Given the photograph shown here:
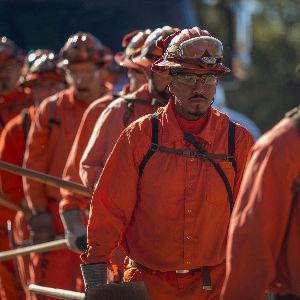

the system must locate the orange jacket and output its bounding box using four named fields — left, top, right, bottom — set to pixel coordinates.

left=0, top=106, right=35, bottom=206
left=23, top=88, right=94, bottom=213
left=0, top=89, right=32, bottom=135
left=59, top=95, right=114, bottom=212
left=81, top=101, right=254, bottom=271
left=221, top=114, right=300, bottom=300
left=80, top=83, right=161, bottom=192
